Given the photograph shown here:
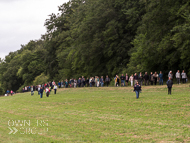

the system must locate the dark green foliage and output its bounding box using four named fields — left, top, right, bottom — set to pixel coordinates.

left=127, top=0, right=190, bottom=76
left=0, top=0, right=189, bottom=93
